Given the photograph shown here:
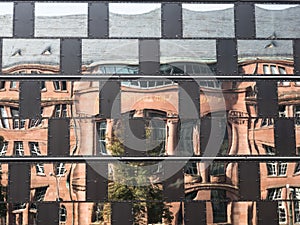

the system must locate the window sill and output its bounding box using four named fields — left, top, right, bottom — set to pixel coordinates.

left=54, top=90, right=68, bottom=93
left=37, top=173, right=46, bottom=177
